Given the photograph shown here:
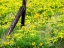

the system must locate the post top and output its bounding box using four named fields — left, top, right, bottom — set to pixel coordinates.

left=23, top=0, right=26, bottom=5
